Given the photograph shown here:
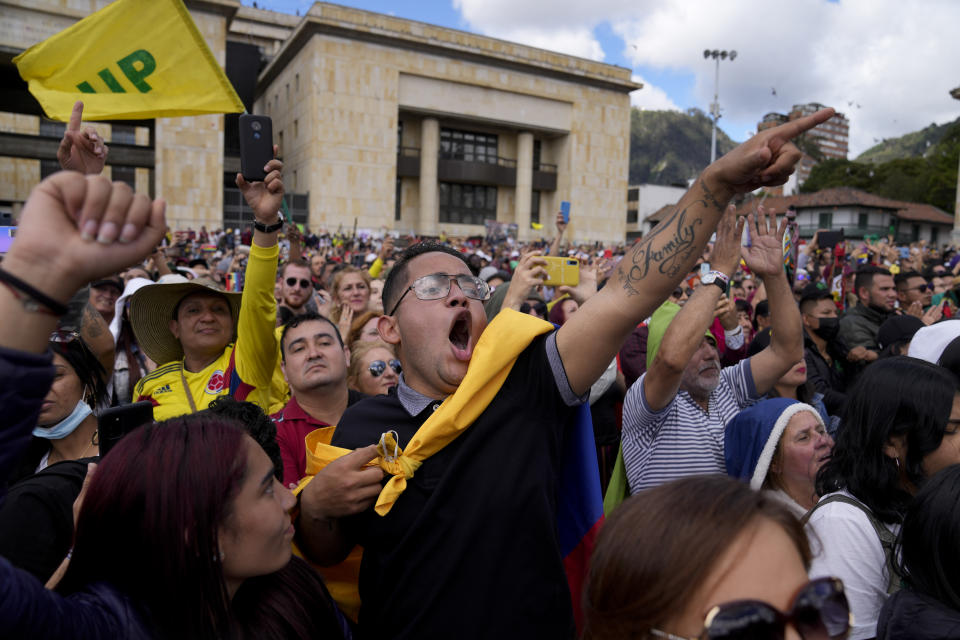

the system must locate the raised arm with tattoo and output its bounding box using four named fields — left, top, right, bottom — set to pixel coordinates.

left=643, top=205, right=743, bottom=411
left=556, top=107, right=834, bottom=395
